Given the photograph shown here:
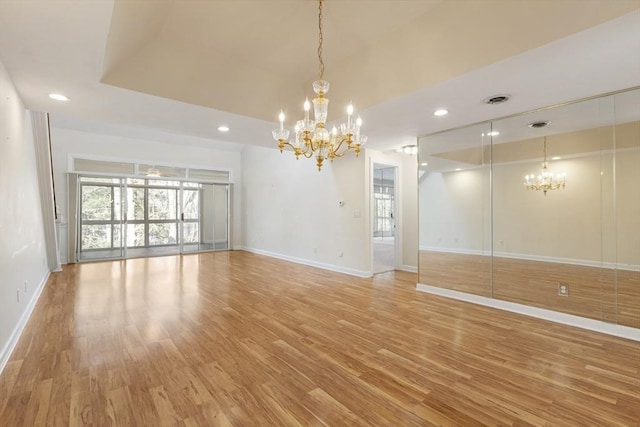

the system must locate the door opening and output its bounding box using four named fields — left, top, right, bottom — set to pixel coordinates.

left=372, top=164, right=397, bottom=274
